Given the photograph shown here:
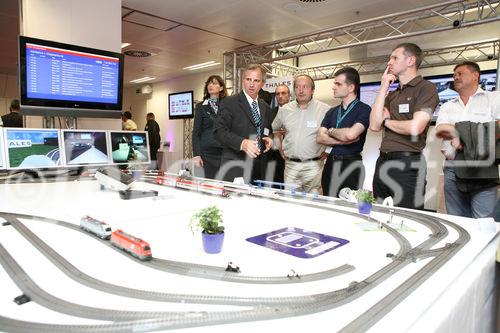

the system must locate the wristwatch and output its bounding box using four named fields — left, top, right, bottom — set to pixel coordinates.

left=382, top=118, right=390, bottom=128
